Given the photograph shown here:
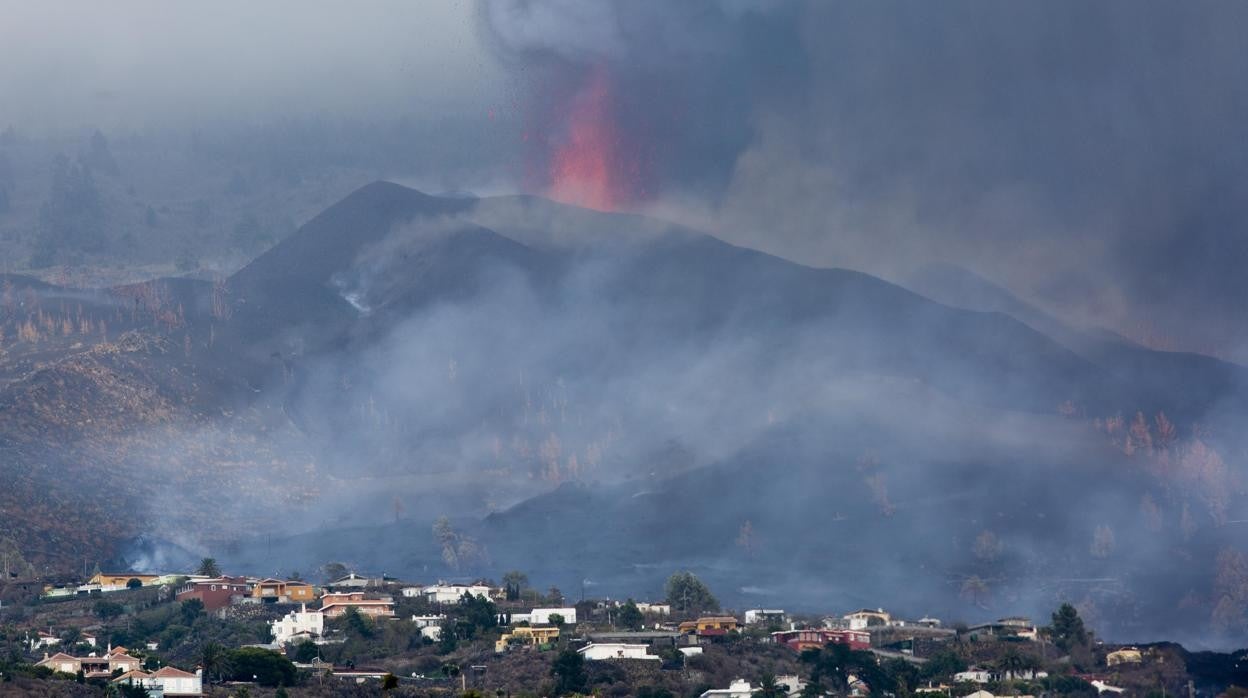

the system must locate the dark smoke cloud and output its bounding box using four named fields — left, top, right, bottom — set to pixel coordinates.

left=480, top=0, right=1248, bottom=361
